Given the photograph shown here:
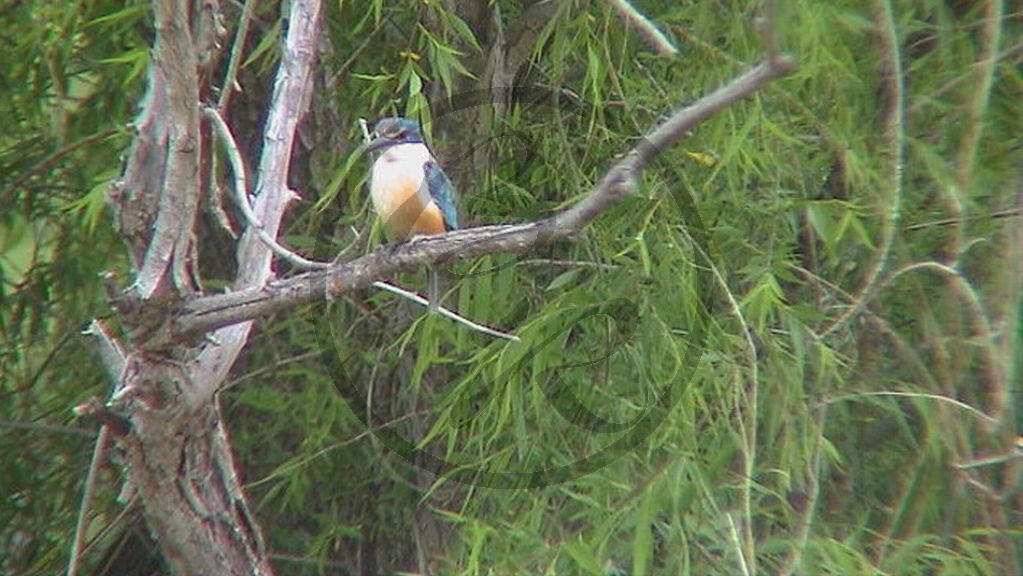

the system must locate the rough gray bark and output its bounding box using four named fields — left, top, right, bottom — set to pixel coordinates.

left=97, top=0, right=323, bottom=574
